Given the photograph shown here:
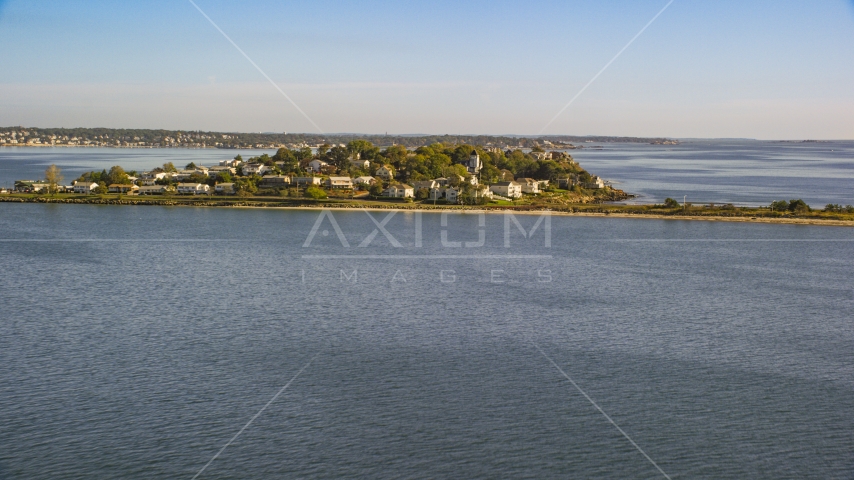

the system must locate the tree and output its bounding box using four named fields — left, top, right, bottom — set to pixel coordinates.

left=770, top=200, right=788, bottom=212
left=316, top=144, right=331, bottom=156
left=106, top=166, right=130, bottom=185
left=787, top=199, right=810, bottom=214
left=304, top=186, right=327, bottom=199
left=273, top=148, right=298, bottom=172
left=369, top=179, right=385, bottom=198
left=163, top=162, right=177, bottom=172
left=233, top=177, right=257, bottom=197
left=415, top=188, right=429, bottom=200
left=383, top=145, right=408, bottom=168
left=664, top=198, right=680, bottom=208
left=234, top=154, right=243, bottom=162
left=347, top=139, right=380, bottom=160
left=44, top=164, right=64, bottom=194
left=185, top=162, right=197, bottom=170
left=327, top=146, right=350, bottom=170
left=95, top=182, right=108, bottom=195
